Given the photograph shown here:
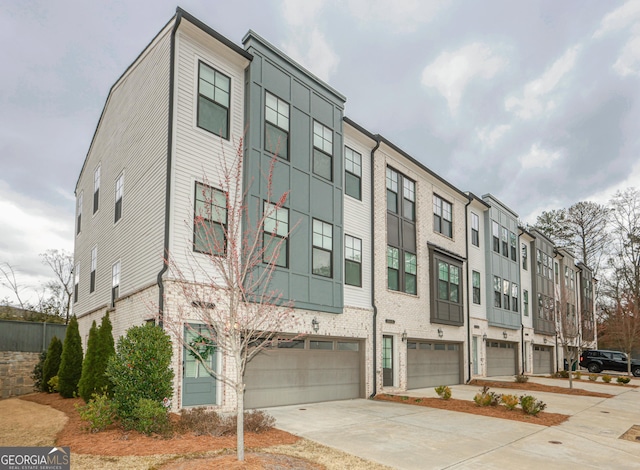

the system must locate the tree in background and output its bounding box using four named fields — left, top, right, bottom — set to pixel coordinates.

left=598, top=291, right=640, bottom=376
left=42, top=336, right=63, bottom=392
left=57, top=315, right=83, bottom=398
left=163, top=138, right=297, bottom=462
left=40, top=249, right=74, bottom=324
left=78, top=321, right=99, bottom=401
